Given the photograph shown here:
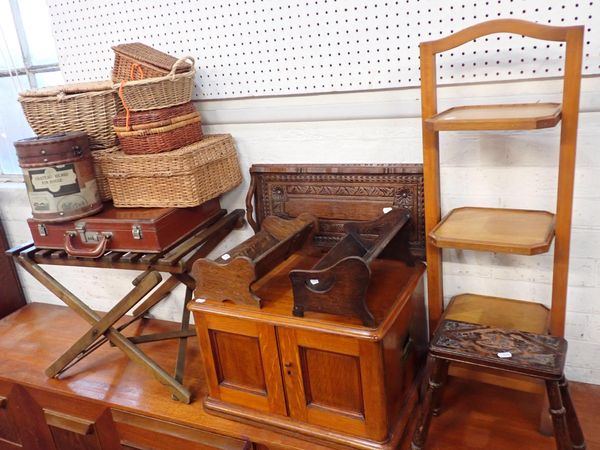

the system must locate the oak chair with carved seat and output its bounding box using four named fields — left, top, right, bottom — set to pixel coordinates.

left=411, top=320, right=586, bottom=450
